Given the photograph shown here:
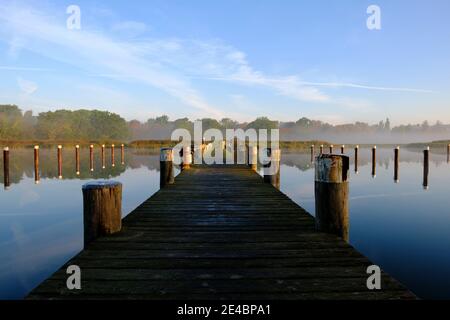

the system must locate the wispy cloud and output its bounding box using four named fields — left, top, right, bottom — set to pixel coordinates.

left=297, top=81, right=434, bottom=93
left=0, top=3, right=223, bottom=118
left=17, top=77, right=38, bottom=95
